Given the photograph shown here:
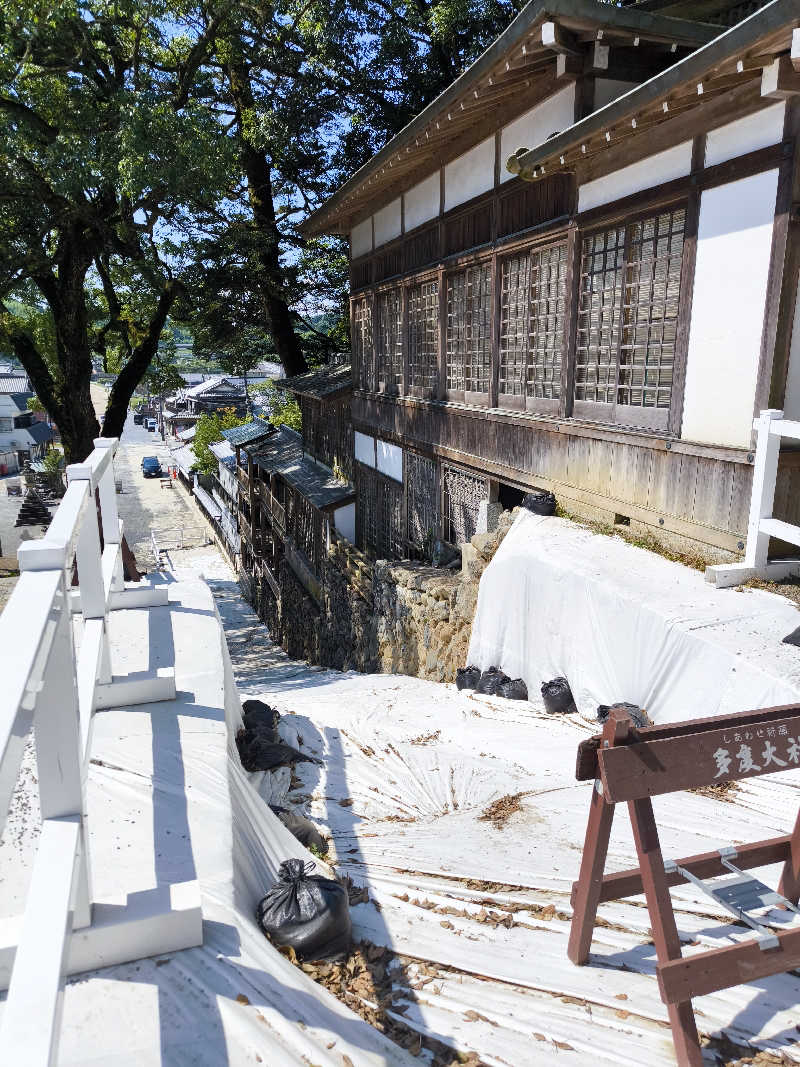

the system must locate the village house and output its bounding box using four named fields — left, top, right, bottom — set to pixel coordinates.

left=0, top=394, right=53, bottom=474
left=232, top=367, right=356, bottom=653
left=303, top=0, right=800, bottom=564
